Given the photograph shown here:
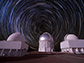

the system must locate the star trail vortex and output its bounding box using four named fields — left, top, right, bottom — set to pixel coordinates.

left=0, top=0, right=84, bottom=50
